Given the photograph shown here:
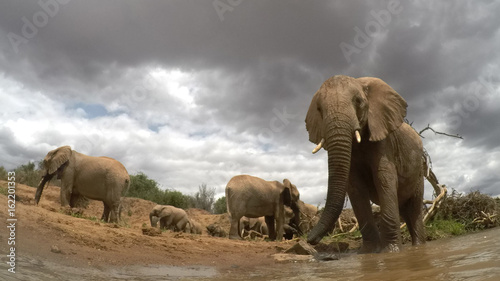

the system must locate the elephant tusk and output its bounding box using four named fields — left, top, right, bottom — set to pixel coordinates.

left=355, top=130, right=361, bottom=143
left=312, top=138, right=325, bottom=154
